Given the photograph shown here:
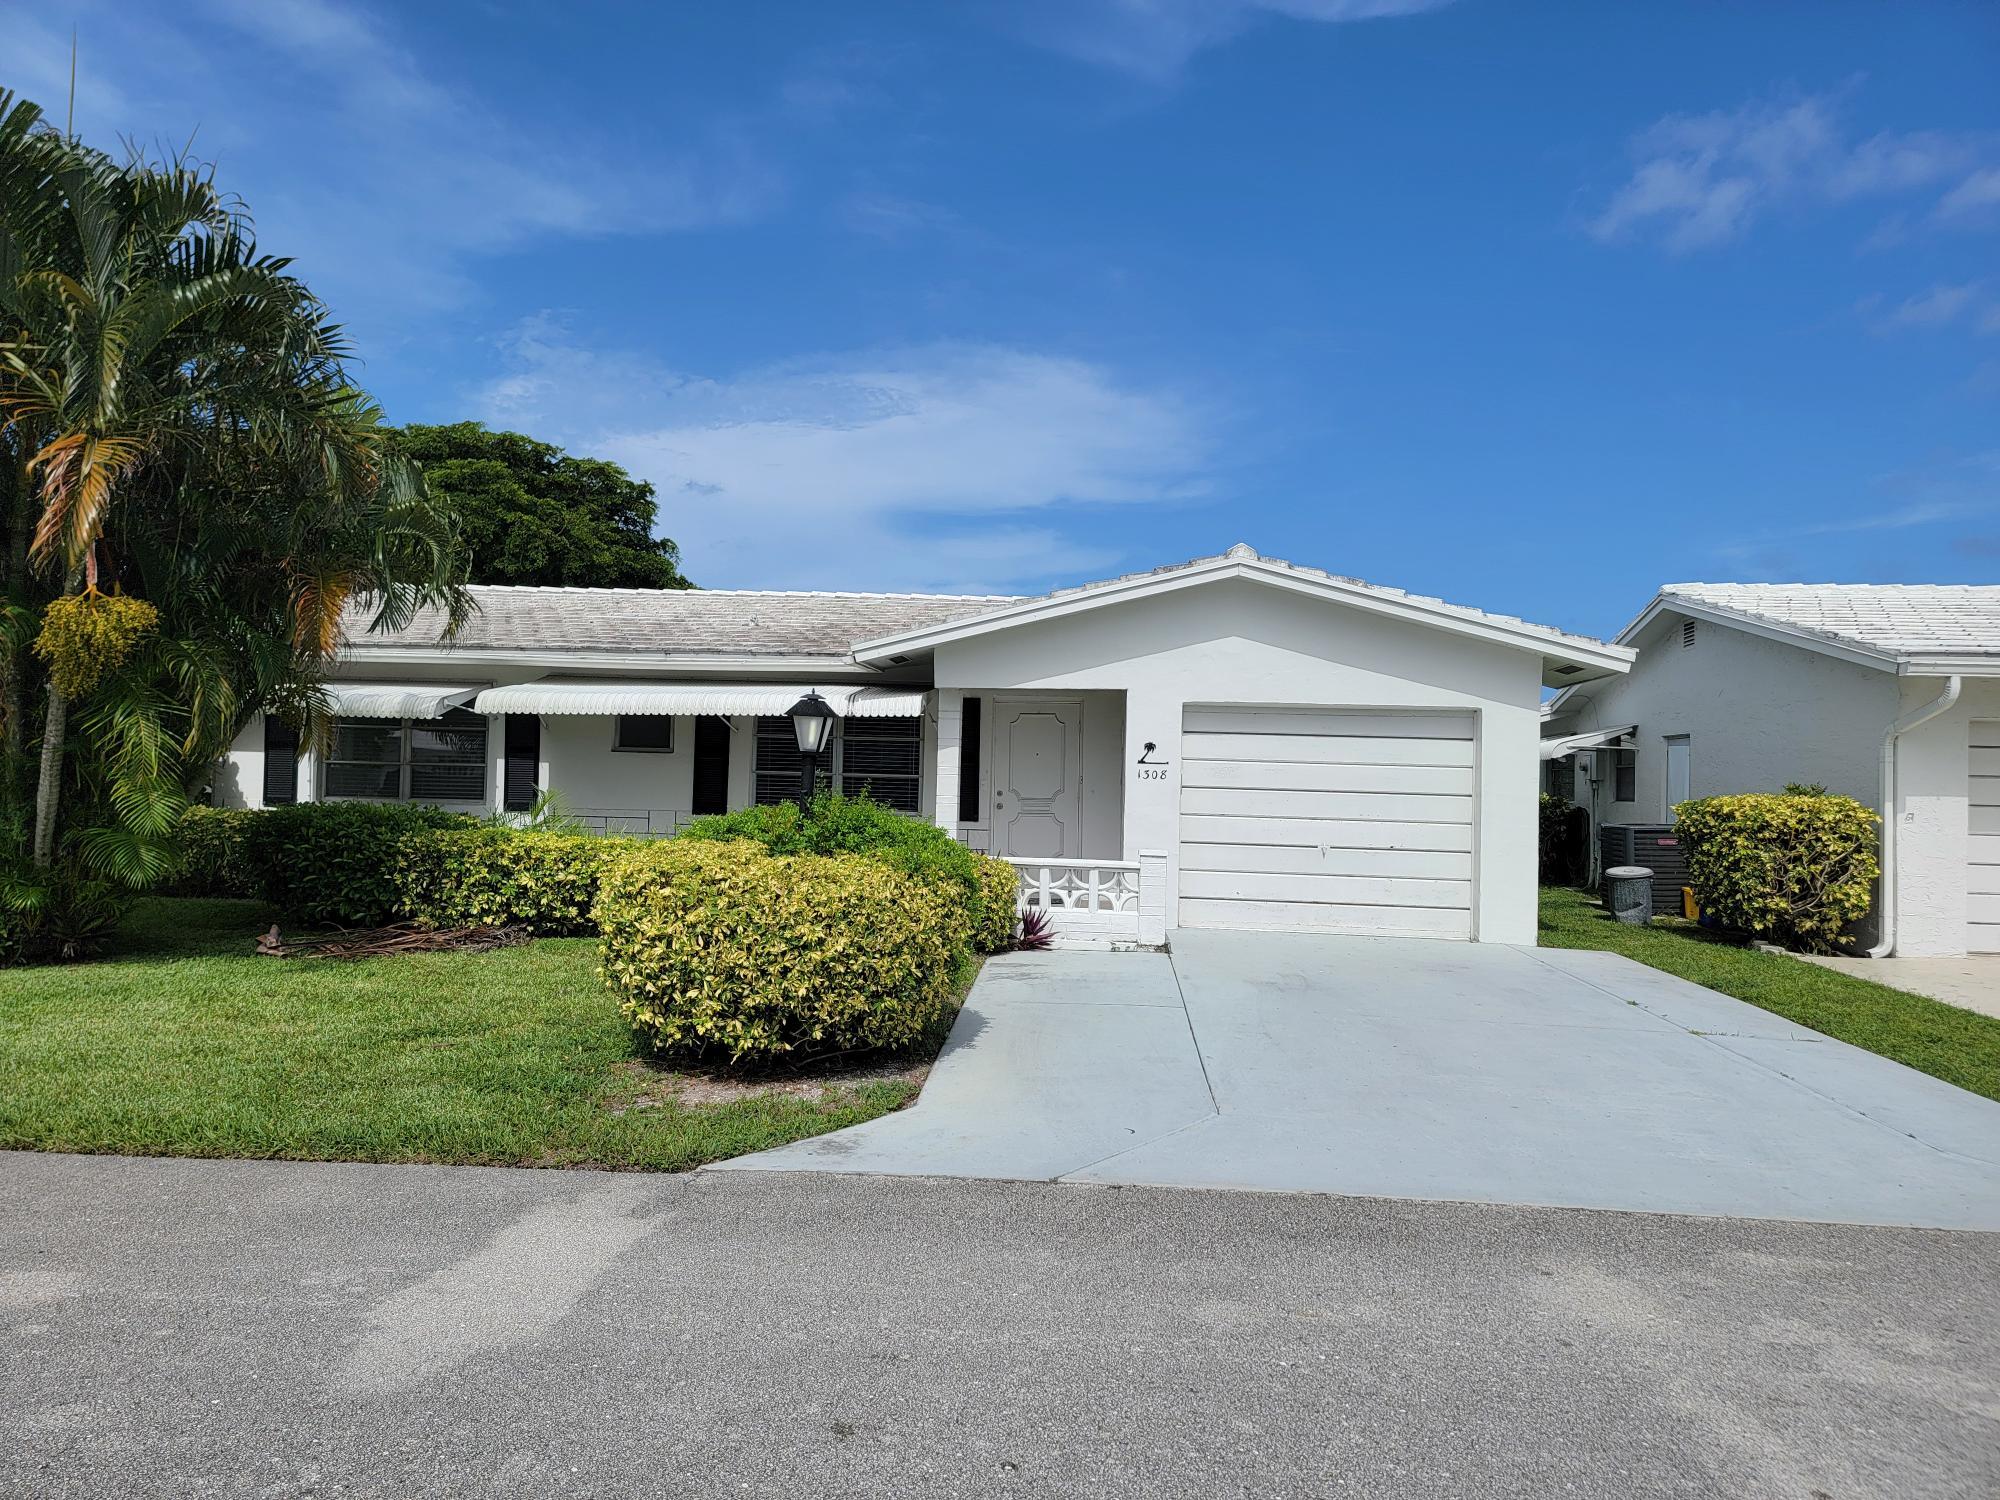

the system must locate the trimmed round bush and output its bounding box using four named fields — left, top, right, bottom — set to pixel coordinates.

left=167, top=806, right=259, bottom=897
left=1675, top=791, right=1879, bottom=953
left=241, top=802, right=473, bottom=926
left=395, top=826, right=639, bottom=936
left=680, top=791, right=1016, bottom=954
left=595, top=839, right=966, bottom=1064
